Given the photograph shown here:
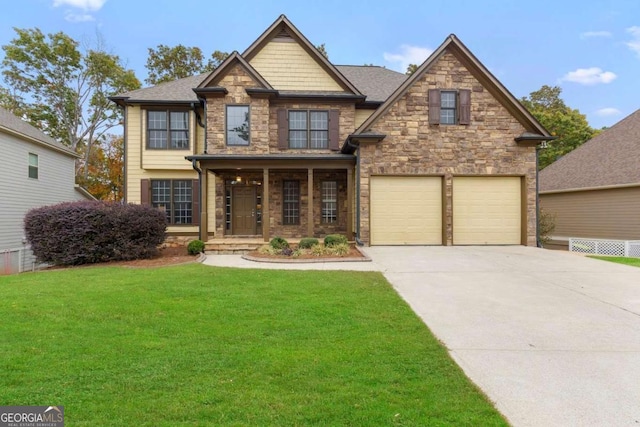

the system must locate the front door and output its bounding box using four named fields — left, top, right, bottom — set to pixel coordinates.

left=232, top=186, right=256, bottom=235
